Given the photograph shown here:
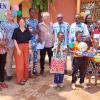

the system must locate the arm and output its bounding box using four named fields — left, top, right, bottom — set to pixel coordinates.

left=14, top=39, right=21, bottom=55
